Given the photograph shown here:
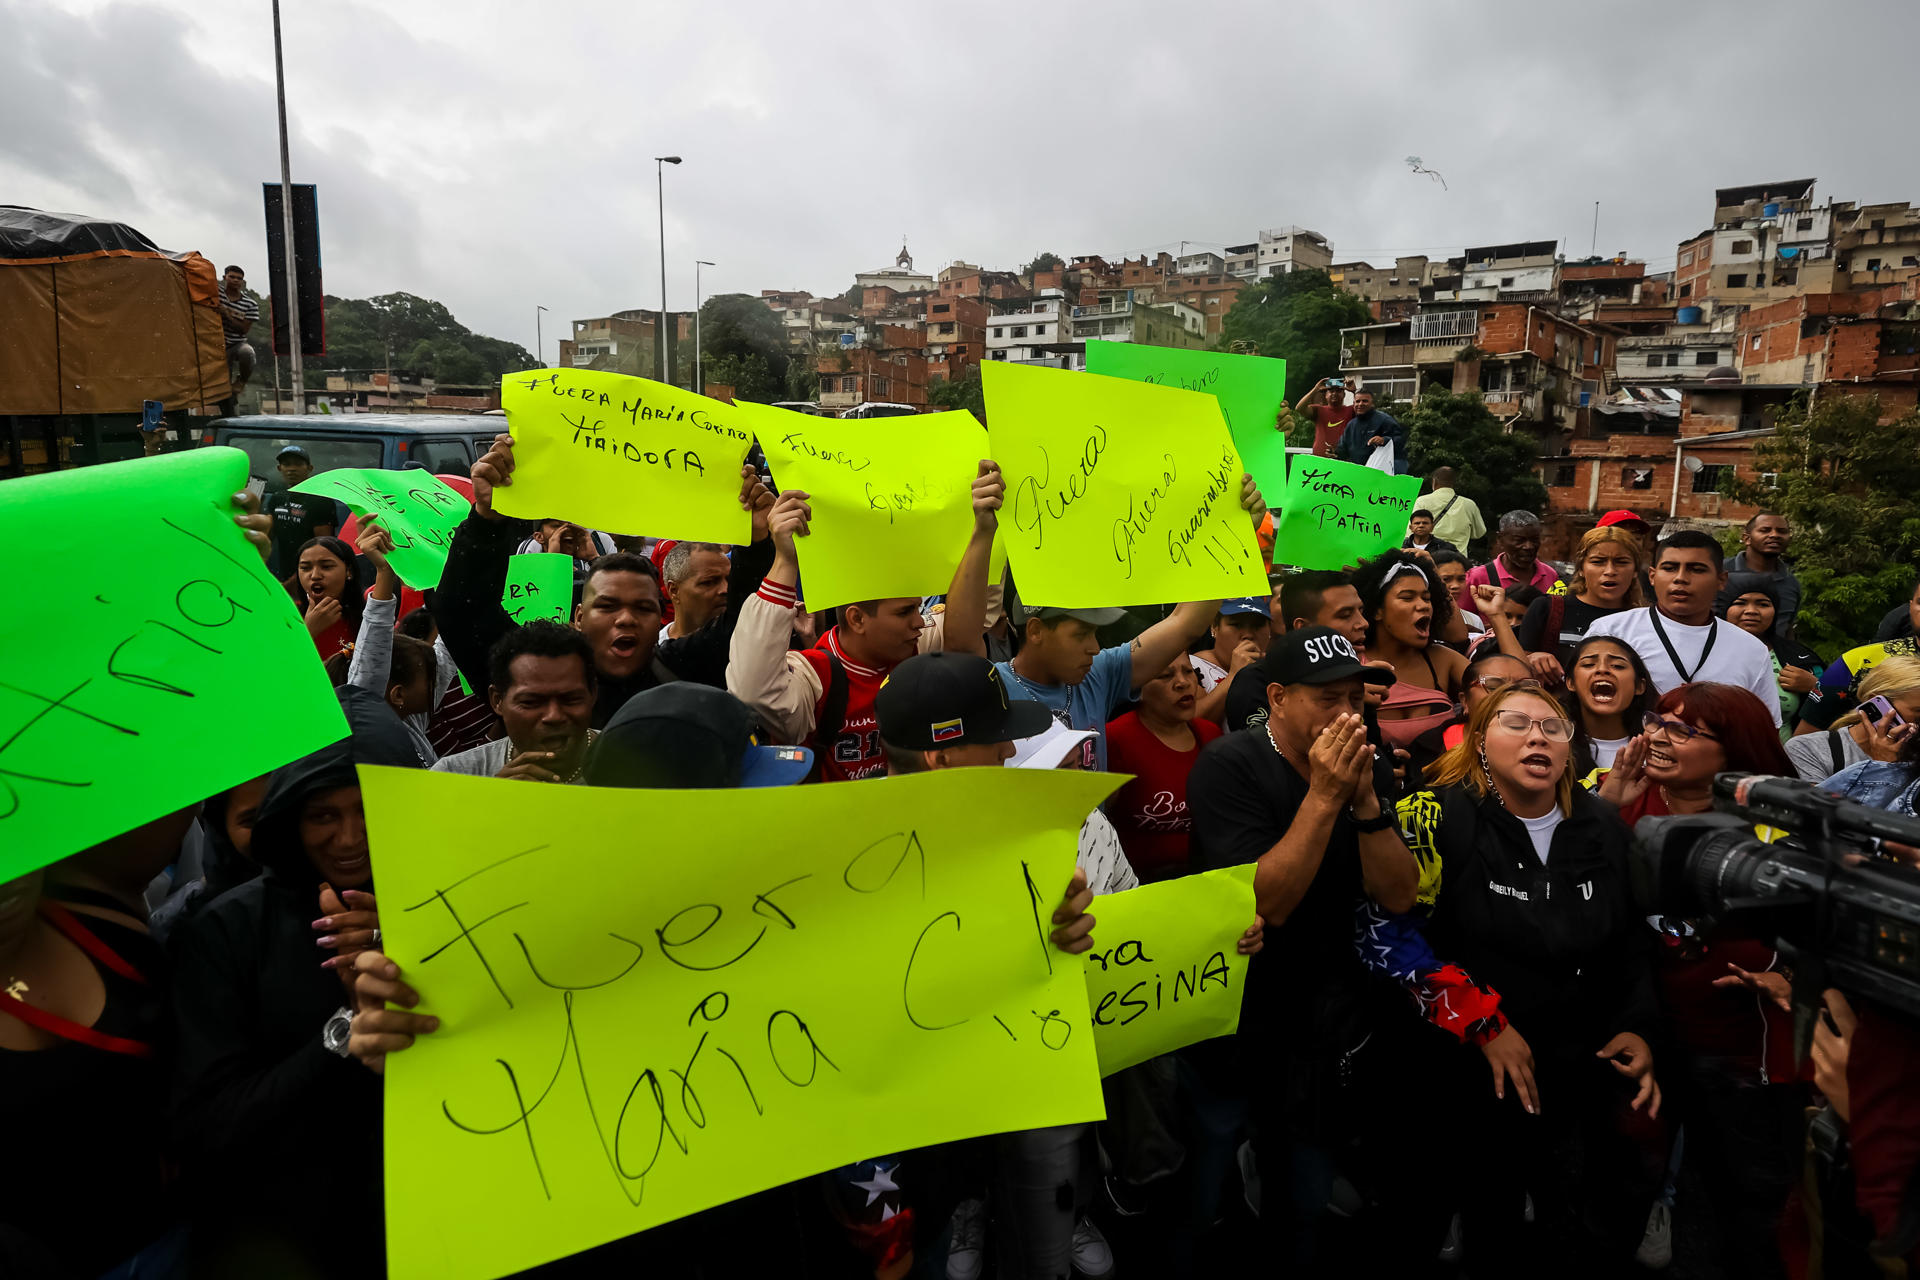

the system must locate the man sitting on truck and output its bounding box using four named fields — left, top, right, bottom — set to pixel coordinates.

left=219, top=265, right=260, bottom=391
